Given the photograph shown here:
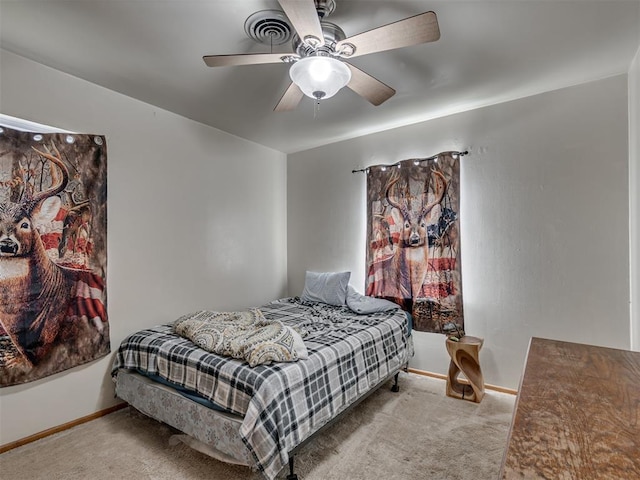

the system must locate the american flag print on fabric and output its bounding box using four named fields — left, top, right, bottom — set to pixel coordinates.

left=0, top=126, right=109, bottom=386
left=365, top=152, right=464, bottom=333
